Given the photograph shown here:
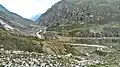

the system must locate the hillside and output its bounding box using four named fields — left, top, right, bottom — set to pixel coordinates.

left=0, top=4, right=34, bottom=25
left=0, top=4, right=39, bottom=36
left=38, top=0, right=120, bottom=25
left=0, top=0, right=120, bottom=66
left=0, top=28, right=43, bottom=52
left=1, top=28, right=120, bottom=67
left=34, top=0, right=120, bottom=66
left=37, top=0, right=120, bottom=37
